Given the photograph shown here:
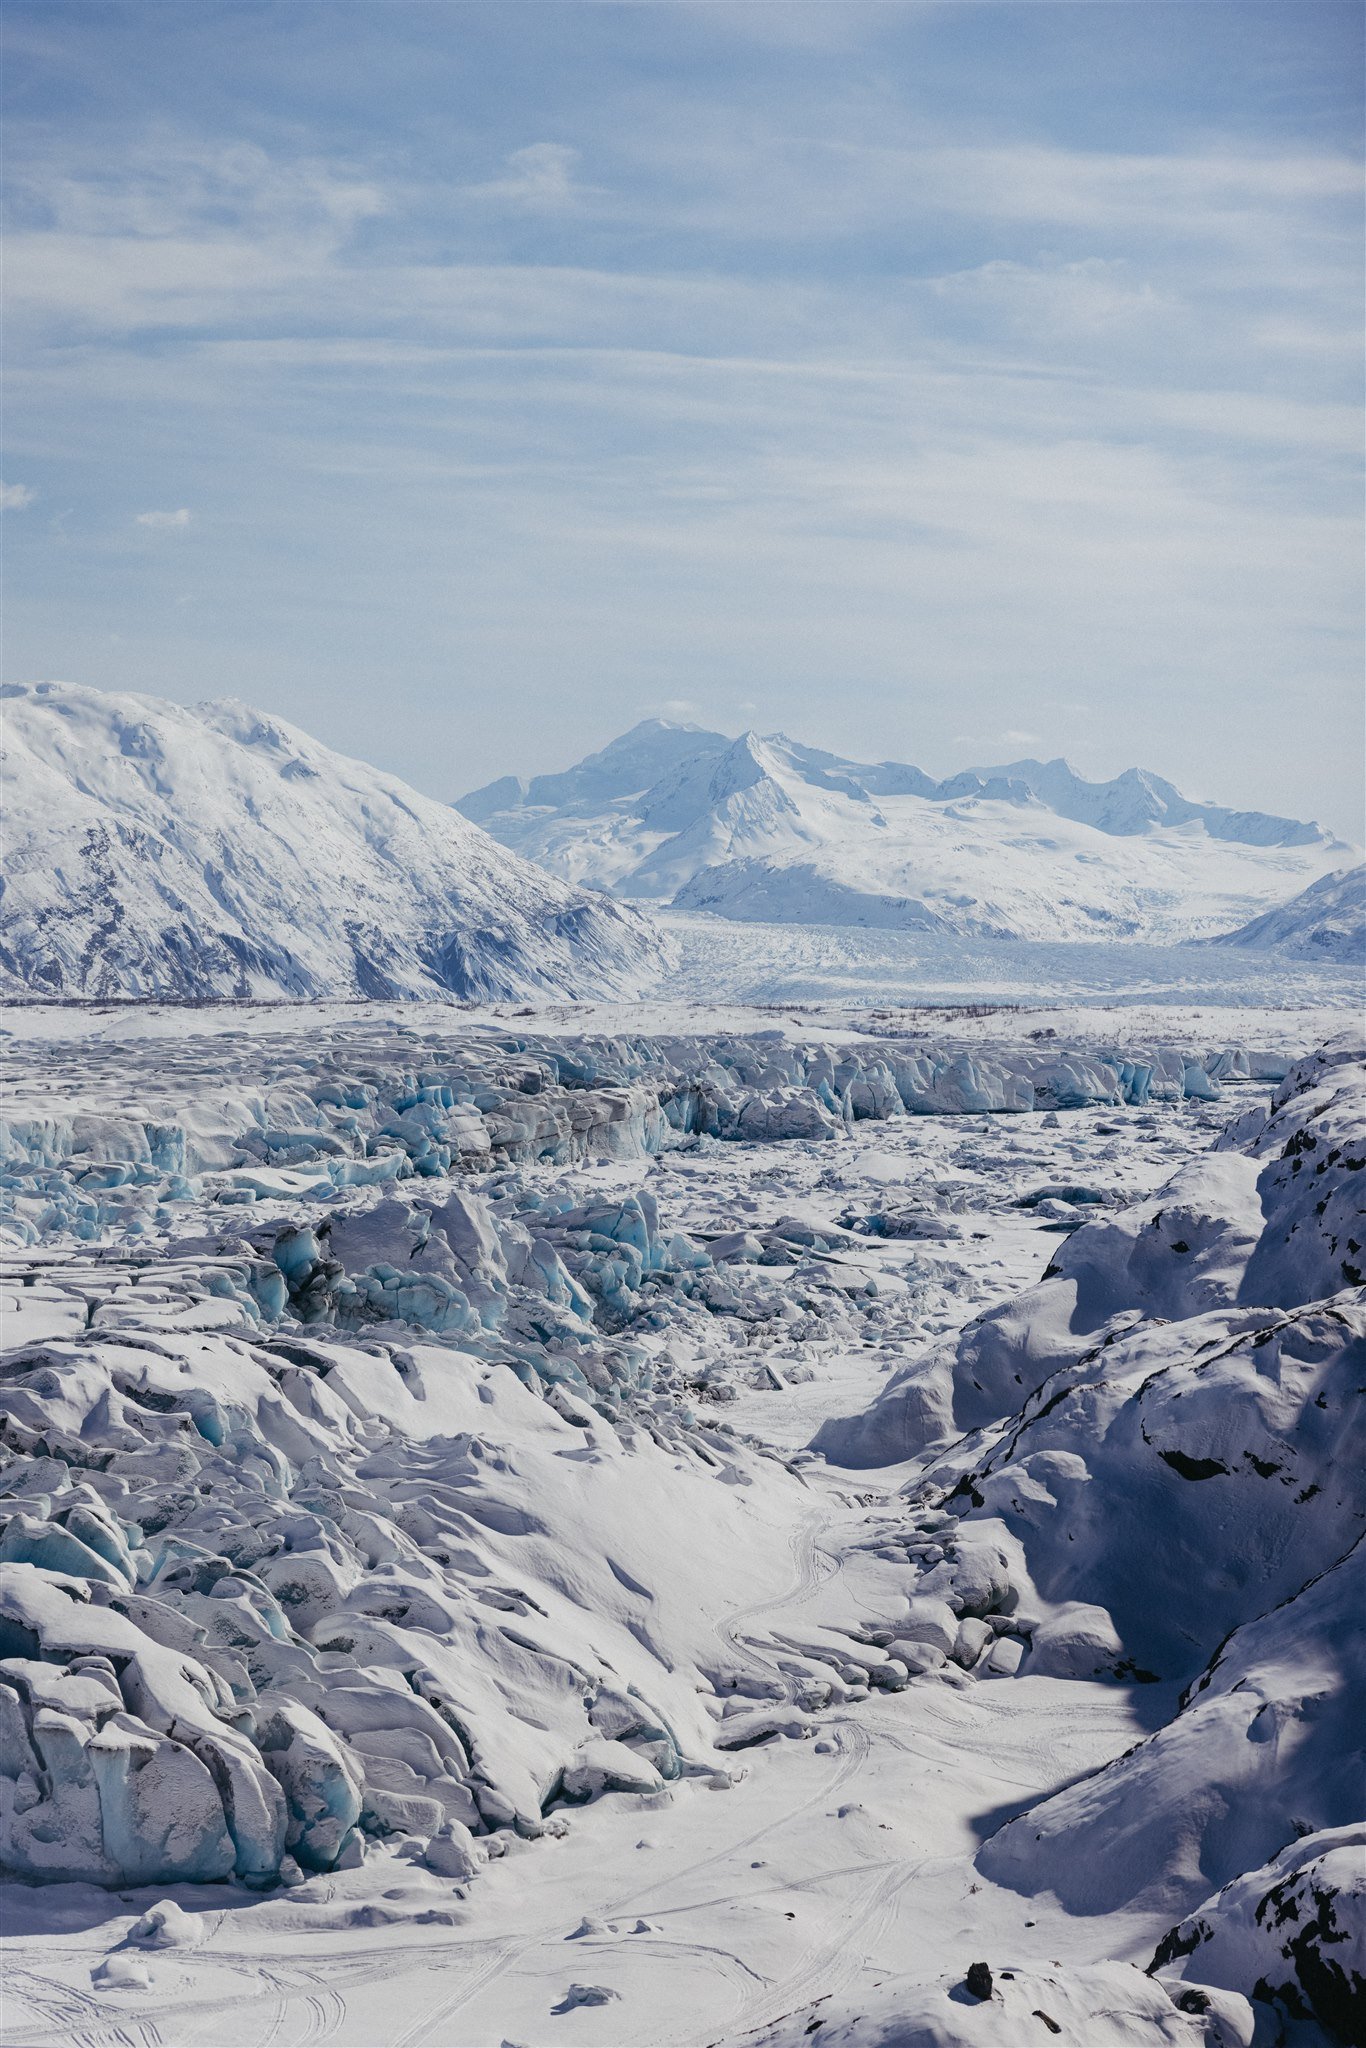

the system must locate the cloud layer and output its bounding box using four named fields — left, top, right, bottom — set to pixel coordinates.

left=2, top=2, right=1361, bottom=833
